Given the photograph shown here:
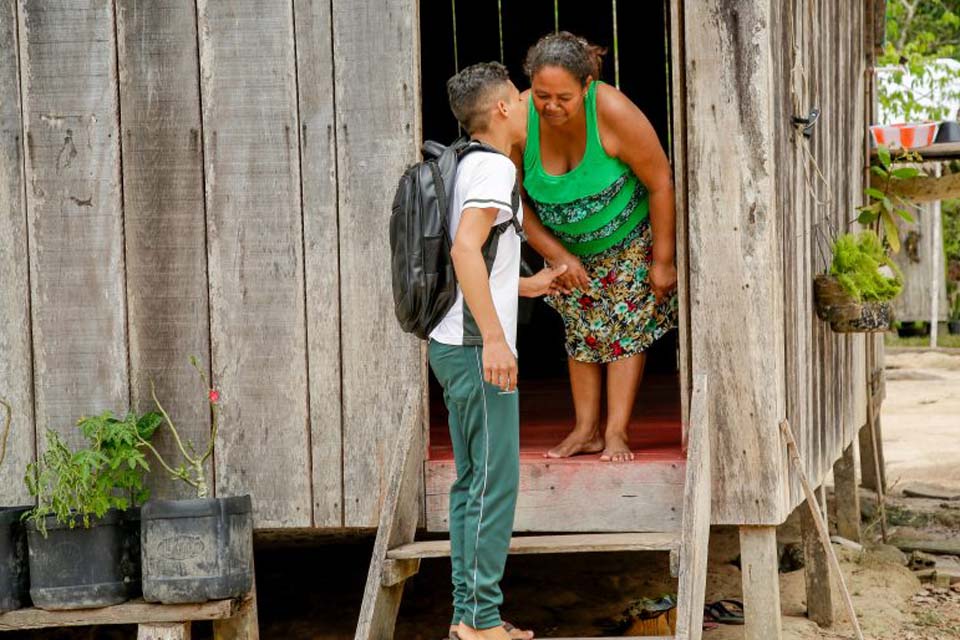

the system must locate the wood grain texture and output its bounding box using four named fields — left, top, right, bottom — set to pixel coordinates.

left=0, top=598, right=239, bottom=630
left=0, top=0, right=34, bottom=505
left=675, top=374, right=710, bottom=640
left=832, top=441, right=860, bottom=542
left=18, top=0, right=128, bottom=452
left=330, top=0, right=423, bottom=528
left=291, top=0, right=342, bottom=529
left=354, top=389, right=423, bottom=640
left=138, top=622, right=191, bottom=640
left=212, top=592, right=259, bottom=640
left=426, top=458, right=684, bottom=533
left=891, top=197, right=949, bottom=322
left=684, top=0, right=787, bottom=524
left=197, top=0, right=310, bottom=527
left=115, top=0, right=211, bottom=501
left=739, top=526, right=783, bottom=640
left=388, top=532, right=679, bottom=560
left=801, top=499, right=835, bottom=627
